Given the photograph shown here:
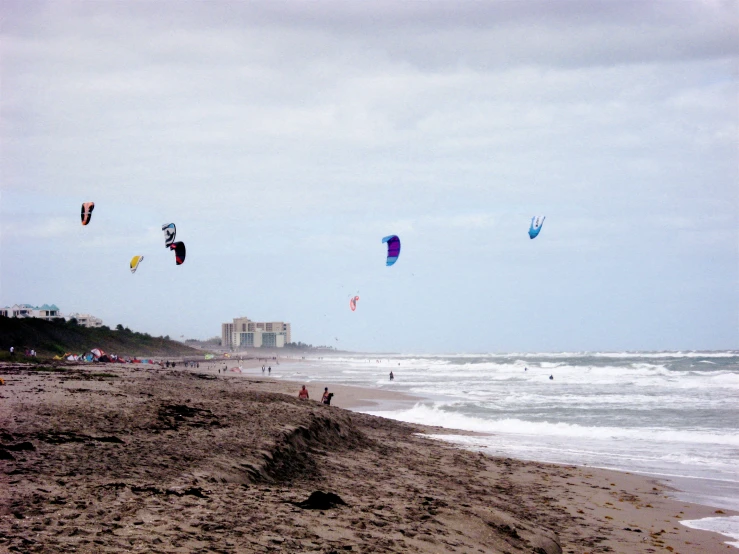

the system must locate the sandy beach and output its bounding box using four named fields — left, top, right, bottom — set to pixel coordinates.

left=1, top=361, right=734, bottom=553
